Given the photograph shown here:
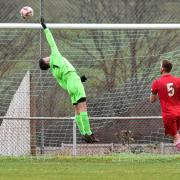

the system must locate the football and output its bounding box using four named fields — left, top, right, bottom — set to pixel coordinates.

left=20, top=6, right=34, bottom=19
